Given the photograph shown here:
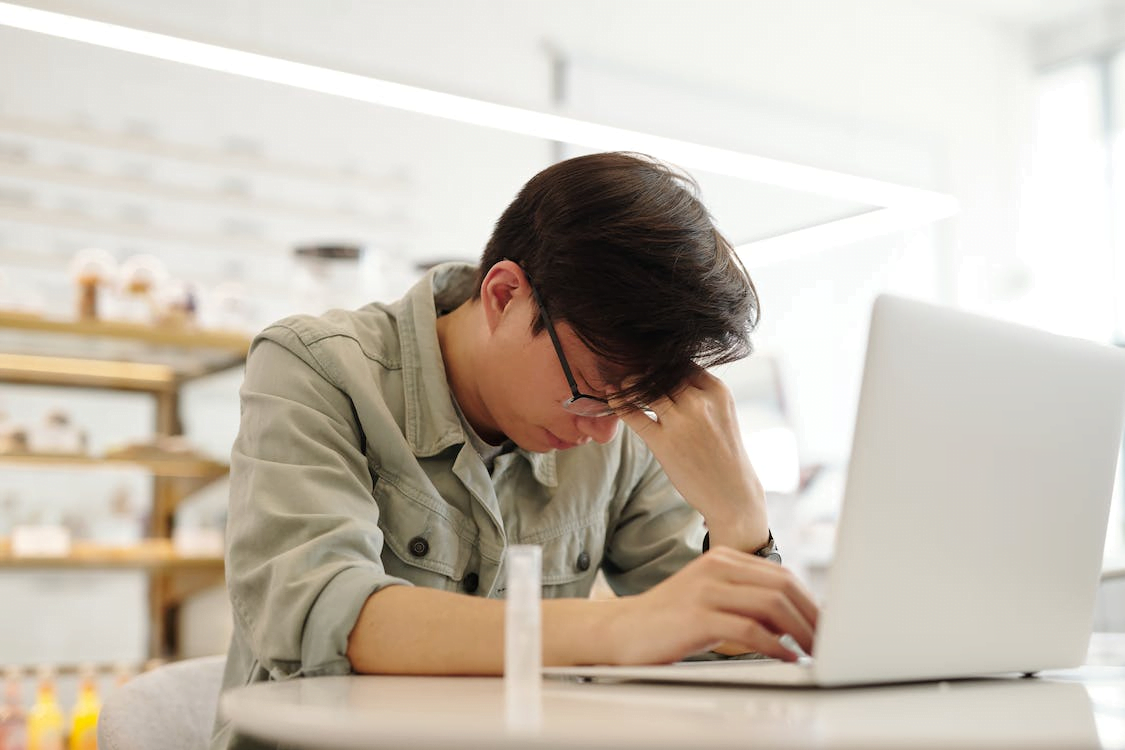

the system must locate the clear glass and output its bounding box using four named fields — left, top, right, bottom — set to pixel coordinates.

left=561, top=395, right=615, bottom=418
left=504, top=545, right=542, bottom=732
